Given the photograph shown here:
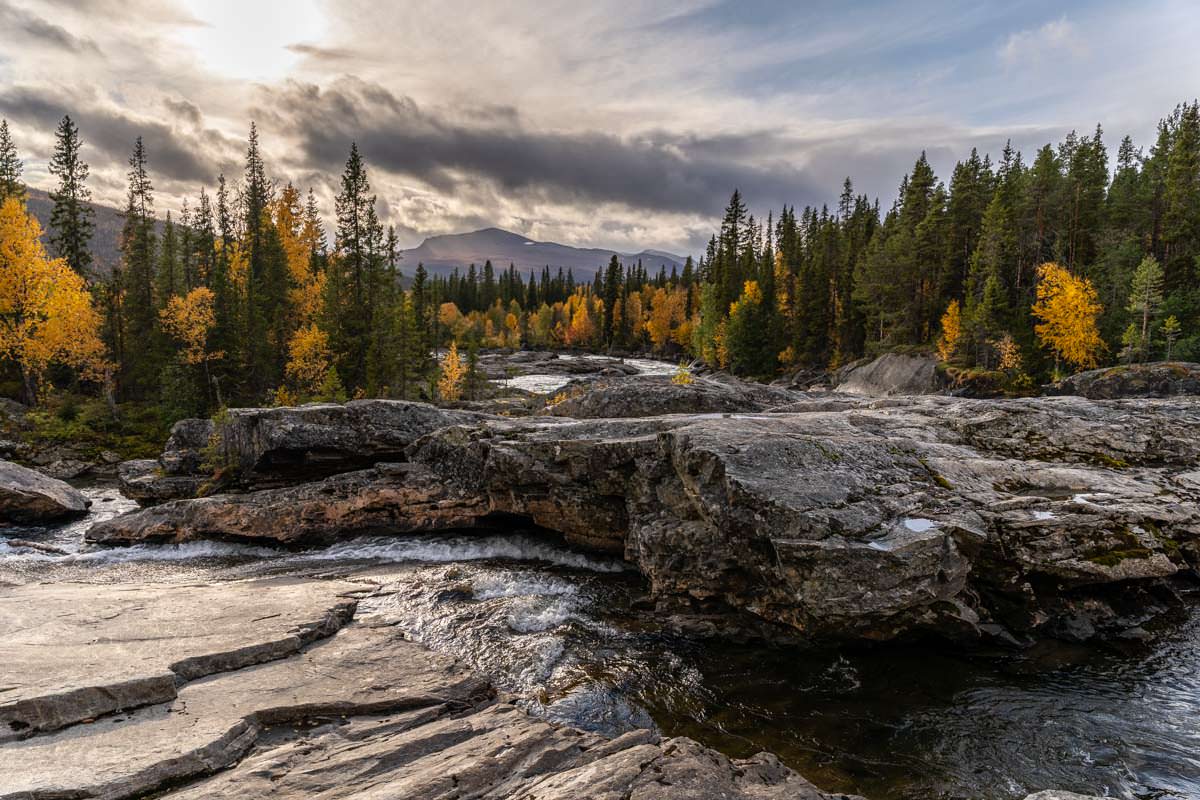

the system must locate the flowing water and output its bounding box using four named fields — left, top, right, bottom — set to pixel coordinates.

left=4, top=488, right=1199, bottom=800
left=494, top=354, right=677, bottom=394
